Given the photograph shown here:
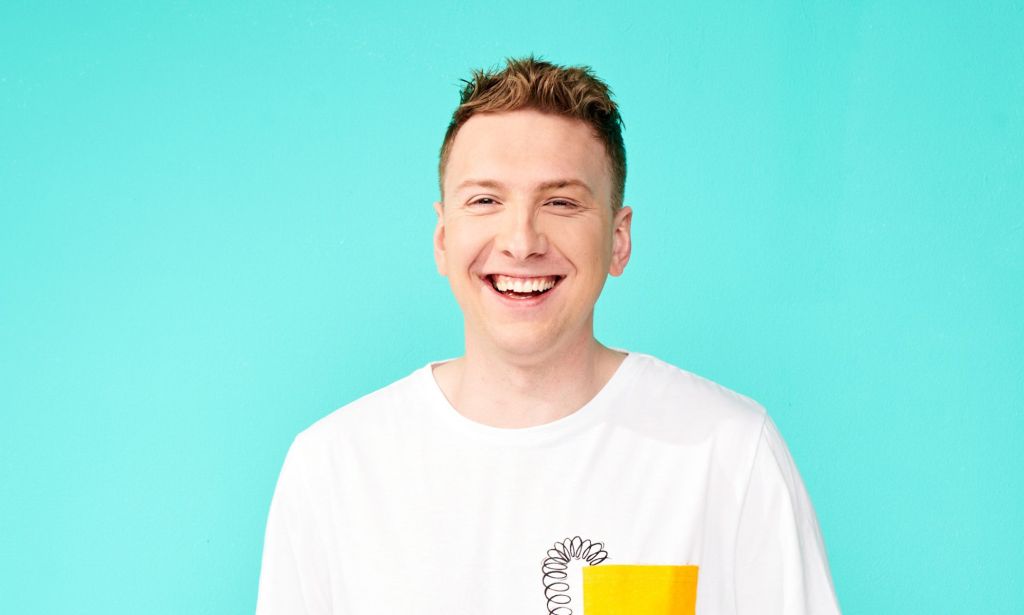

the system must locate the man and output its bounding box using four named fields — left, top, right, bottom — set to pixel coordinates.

left=256, top=56, right=841, bottom=614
